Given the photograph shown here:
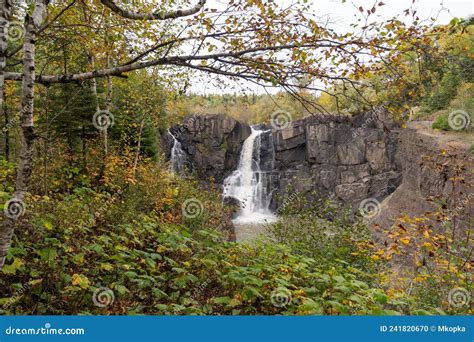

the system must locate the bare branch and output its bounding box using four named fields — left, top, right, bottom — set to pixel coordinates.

left=4, top=42, right=345, bottom=84
left=100, top=0, right=206, bottom=21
